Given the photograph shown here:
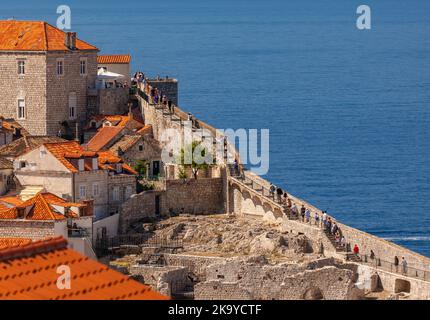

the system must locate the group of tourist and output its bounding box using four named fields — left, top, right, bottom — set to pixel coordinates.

left=133, top=71, right=146, bottom=85
left=394, top=255, right=409, bottom=274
